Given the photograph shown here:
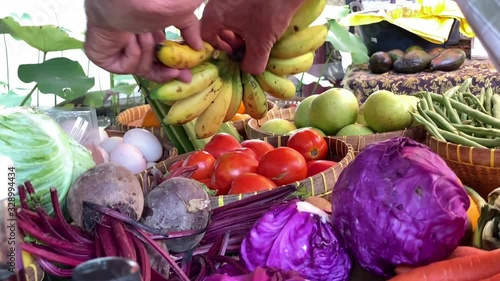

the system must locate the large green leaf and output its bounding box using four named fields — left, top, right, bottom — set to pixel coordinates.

left=0, top=90, right=31, bottom=107
left=327, top=19, right=369, bottom=64
left=0, top=16, right=83, bottom=52
left=18, top=57, right=95, bottom=101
